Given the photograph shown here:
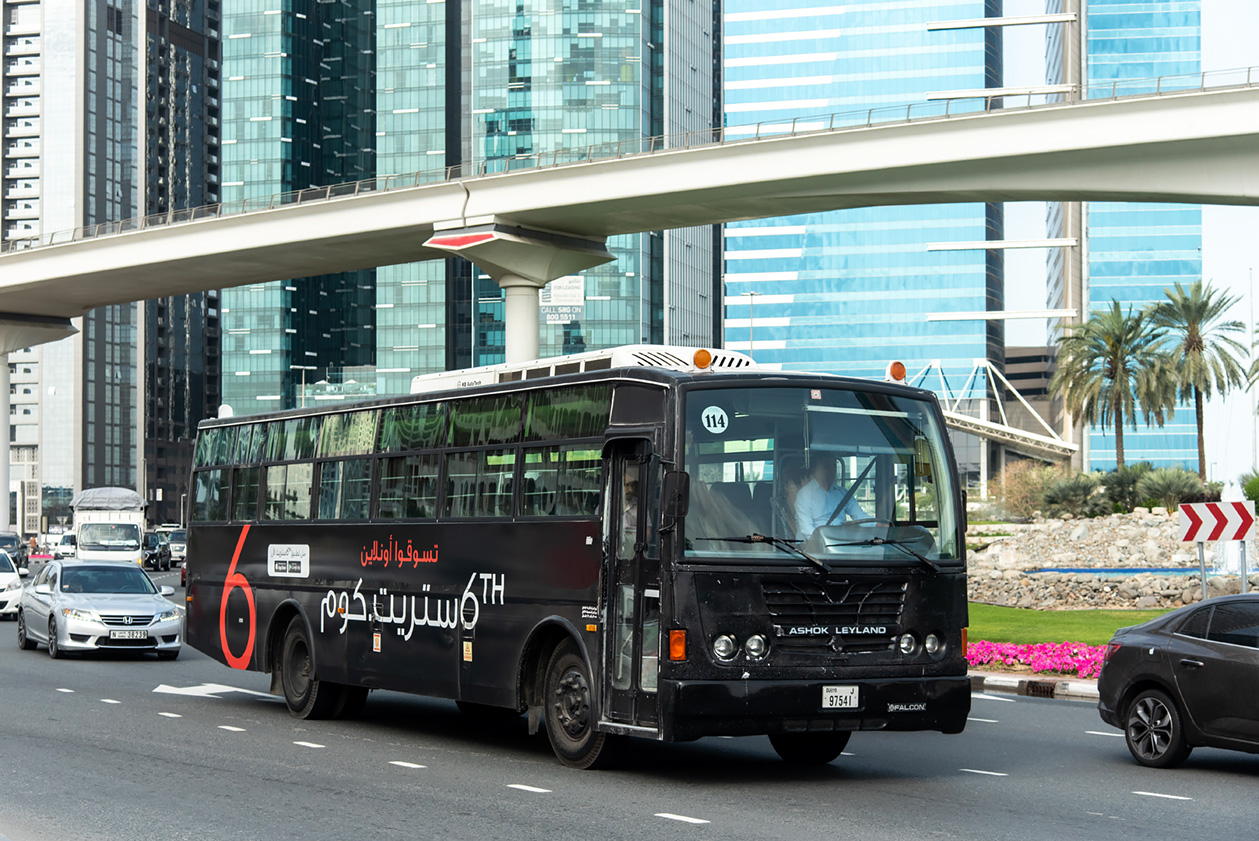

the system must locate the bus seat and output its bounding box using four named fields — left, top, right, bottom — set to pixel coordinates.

left=712, top=482, right=752, bottom=521
left=750, top=482, right=773, bottom=532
